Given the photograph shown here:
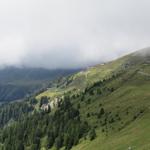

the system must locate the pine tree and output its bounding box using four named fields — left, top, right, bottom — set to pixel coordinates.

left=100, top=108, right=105, bottom=115
left=55, top=136, right=63, bottom=150
left=89, top=128, right=96, bottom=141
